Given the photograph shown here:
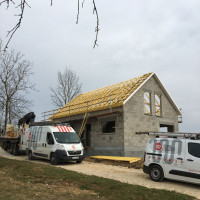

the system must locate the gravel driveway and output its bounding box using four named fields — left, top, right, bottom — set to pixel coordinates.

left=0, top=148, right=199, bottom=199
